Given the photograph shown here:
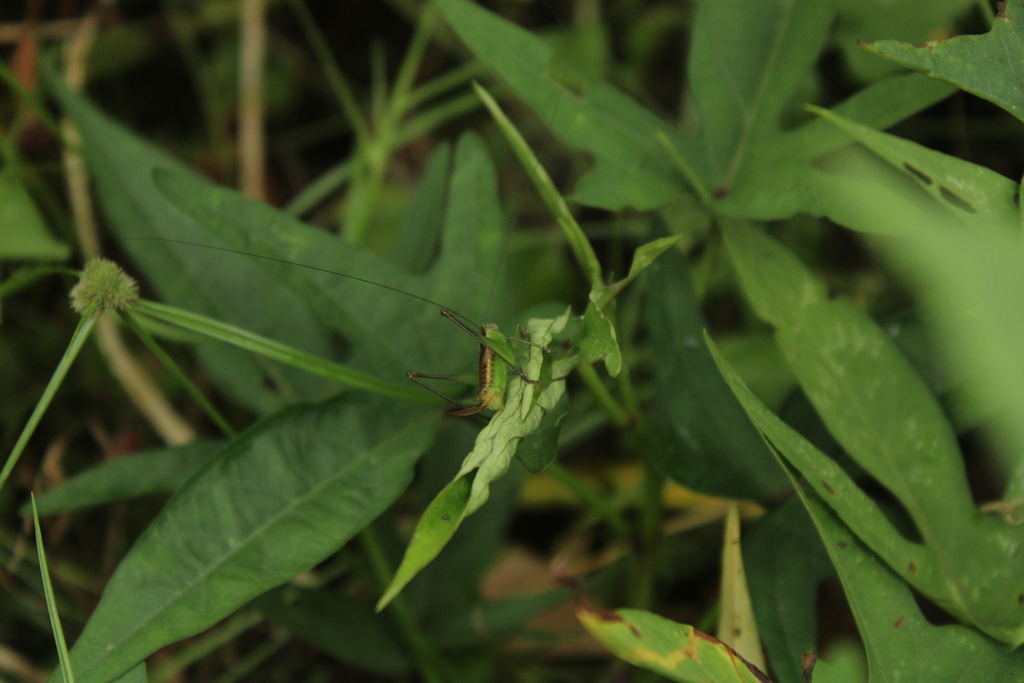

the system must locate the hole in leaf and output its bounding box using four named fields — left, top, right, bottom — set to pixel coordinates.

left=939, top=186, right=976, bottom=213
left=910, top=585, right=958, bottom=627
left=903, top=163, right=933, bottom=185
